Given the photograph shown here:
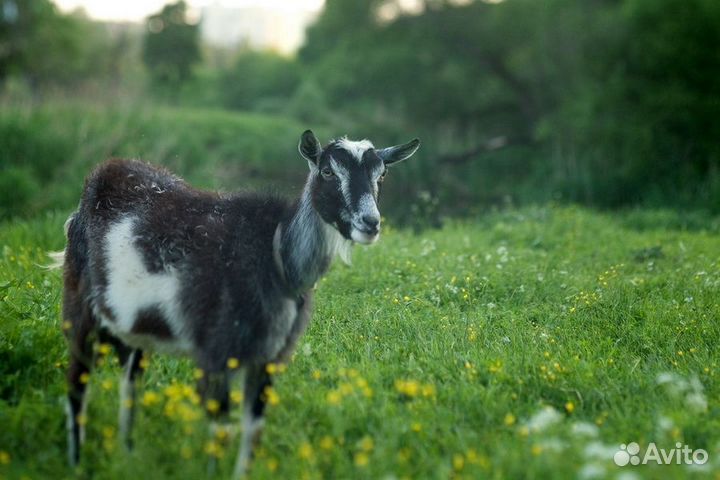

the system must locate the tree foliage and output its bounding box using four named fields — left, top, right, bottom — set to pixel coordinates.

left=298, top=0, right=720, bottom=210
left=219, top=51, right=300, bottom=112
left=0, top=0, right=112, bottom=89
left=142, top=1, right=200, bottom=86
